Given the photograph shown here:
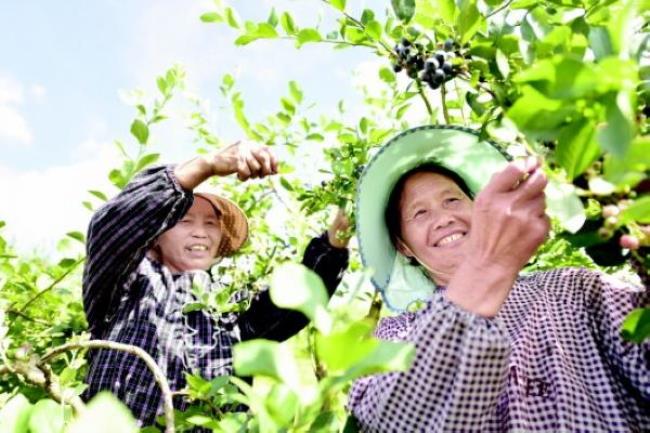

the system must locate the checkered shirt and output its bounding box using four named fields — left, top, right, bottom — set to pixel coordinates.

left=81, top=165, right=349, bottom=426
left=349, top=268, right=649, bottom=432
